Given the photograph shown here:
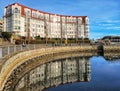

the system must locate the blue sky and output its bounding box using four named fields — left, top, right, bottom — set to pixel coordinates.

left=0, top=0, right=120, bottom=39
